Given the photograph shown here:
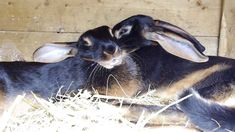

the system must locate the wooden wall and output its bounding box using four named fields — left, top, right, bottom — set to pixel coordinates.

left=219, top=0, right=235, bottom=58
left=0, top=0, right=233, bottom=61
